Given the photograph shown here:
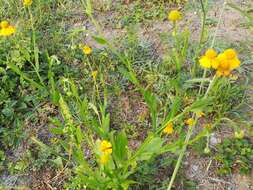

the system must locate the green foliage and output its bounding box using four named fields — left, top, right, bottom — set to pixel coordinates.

left=209, top=77, right=246, bottom=116
left=0, top=0, right=252, bottom=189
left=215, top=138, right=253, bottom=175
